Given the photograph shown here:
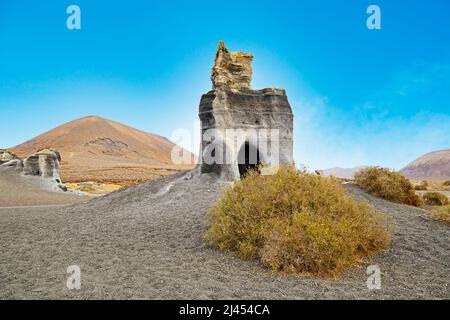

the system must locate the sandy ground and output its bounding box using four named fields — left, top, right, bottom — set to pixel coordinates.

left=61, top=165, right=193, bottom=185
left=0, top=171, right=449, bottom=299
left=64, top=182, right=124, bottom=195
left=0, top=169, right=90, bottom=207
